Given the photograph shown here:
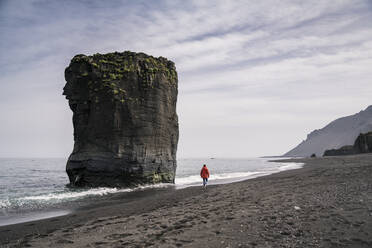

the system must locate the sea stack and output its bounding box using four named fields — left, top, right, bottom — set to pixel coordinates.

left=63, top=51, right=179, bottom=187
